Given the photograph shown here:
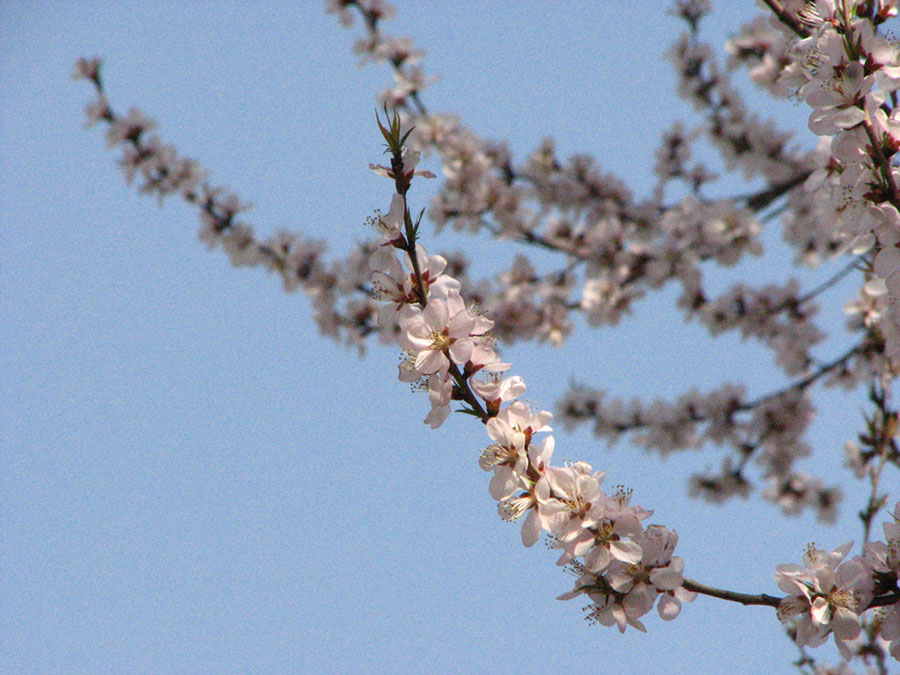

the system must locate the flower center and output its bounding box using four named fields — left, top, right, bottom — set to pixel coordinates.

left=430, top=330, right=451, bottom=351
left=499, top=495, right=533, bottom=521
left=562, top=495, right=589, bottom=518
left=593, top=521, right=615, bottom=544
left=829, top=587, right=857, bottom=611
